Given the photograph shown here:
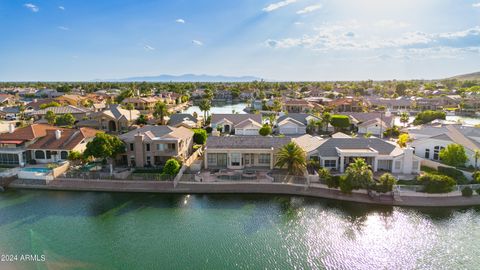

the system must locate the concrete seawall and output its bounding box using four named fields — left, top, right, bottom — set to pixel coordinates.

left=9, top=178, right=480, bottom=207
